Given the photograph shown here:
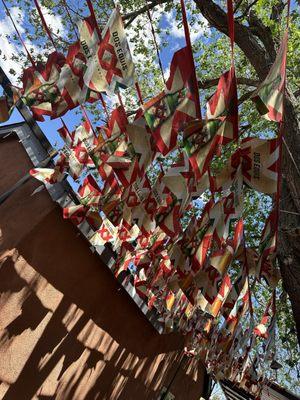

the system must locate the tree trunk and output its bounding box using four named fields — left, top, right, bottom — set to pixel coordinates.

left=278, top=90, right=300, bottom=345
left=194, top=0, right=300, bottom=344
